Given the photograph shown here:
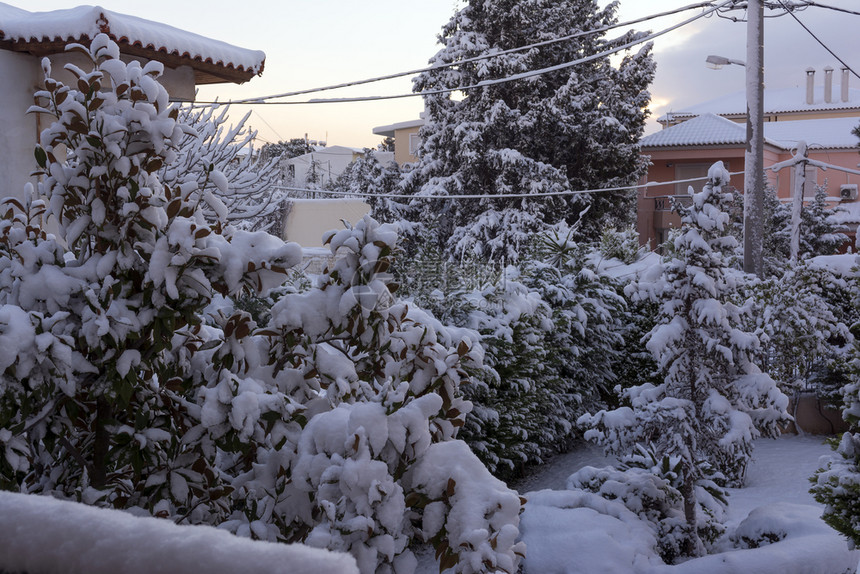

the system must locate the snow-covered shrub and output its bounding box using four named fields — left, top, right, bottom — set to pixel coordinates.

left=568, top=444, right=727, bottom=563
left=161, top=104, right=287, bottom=233
left=581, top=163, right=789, bottom=557
left=749, top=263, right=851, bottom=396
left=0, top=36, right=525, bottom=574
left=598, top=226, right=646, bottom=264
left=811, top=433, right=860, bottom=548
left=401, top=228, right=628, bottom=479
